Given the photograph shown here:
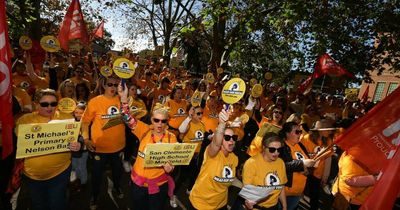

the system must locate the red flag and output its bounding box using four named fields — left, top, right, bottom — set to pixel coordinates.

left=334, top=86, right=400, bottom=174
left=298, top=74, right=314, bottom=94
left=361, top=148, right=400, bottom=210
left=361, top=85, right=369, bottom=101
left=58, top=0, right=89, bottom=51
left=314, top=53, right=355, bottom=78
left=92, top=20, right=104, bottom=39
left=0, top=0, right=14, bottom=159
